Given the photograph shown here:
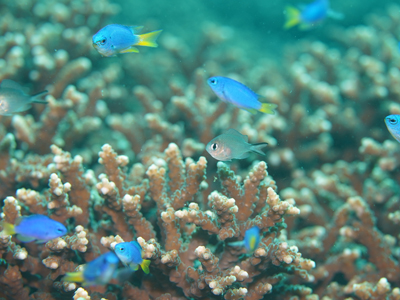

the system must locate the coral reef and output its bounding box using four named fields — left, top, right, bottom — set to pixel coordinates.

left=1, top=0, right=400, bottom=299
